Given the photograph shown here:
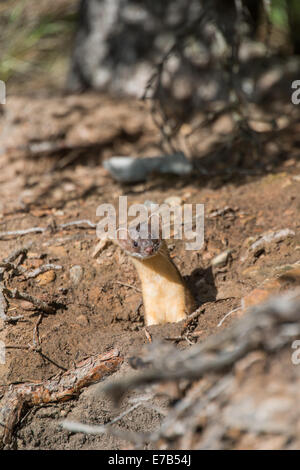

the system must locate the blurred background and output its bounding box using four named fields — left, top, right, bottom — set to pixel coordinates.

left=1, top=0, right=300, bottom=451
left=1, top=0, right=300, bottom=165
left=0, top=0, right=299, bottom=96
